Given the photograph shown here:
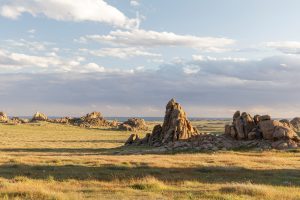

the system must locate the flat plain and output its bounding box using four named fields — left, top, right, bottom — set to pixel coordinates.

left=0, top=121, right=299, bottom=200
